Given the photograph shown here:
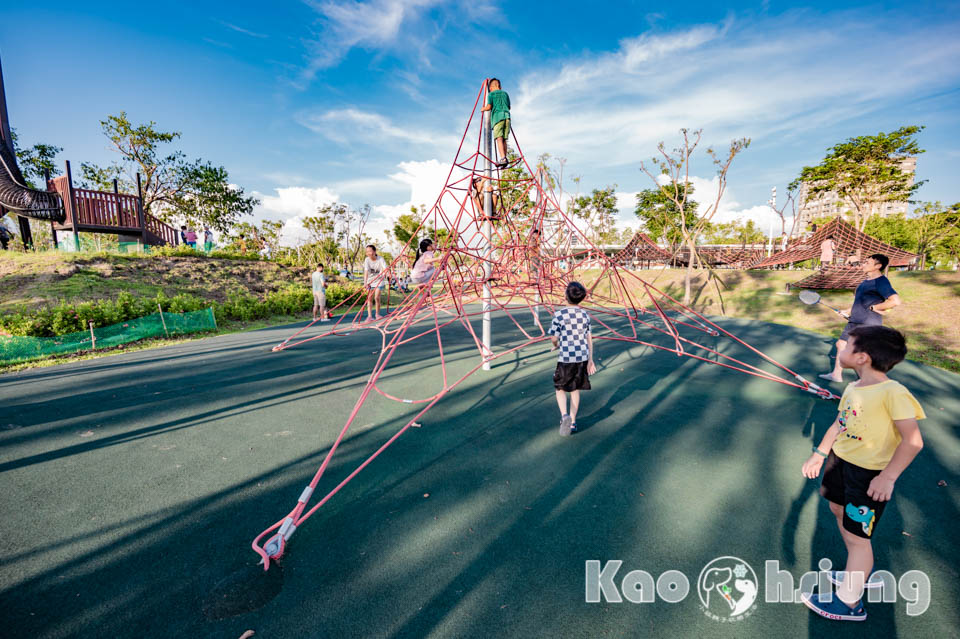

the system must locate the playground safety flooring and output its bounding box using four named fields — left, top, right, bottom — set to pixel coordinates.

left=1, top=311, right=957, bottom=638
